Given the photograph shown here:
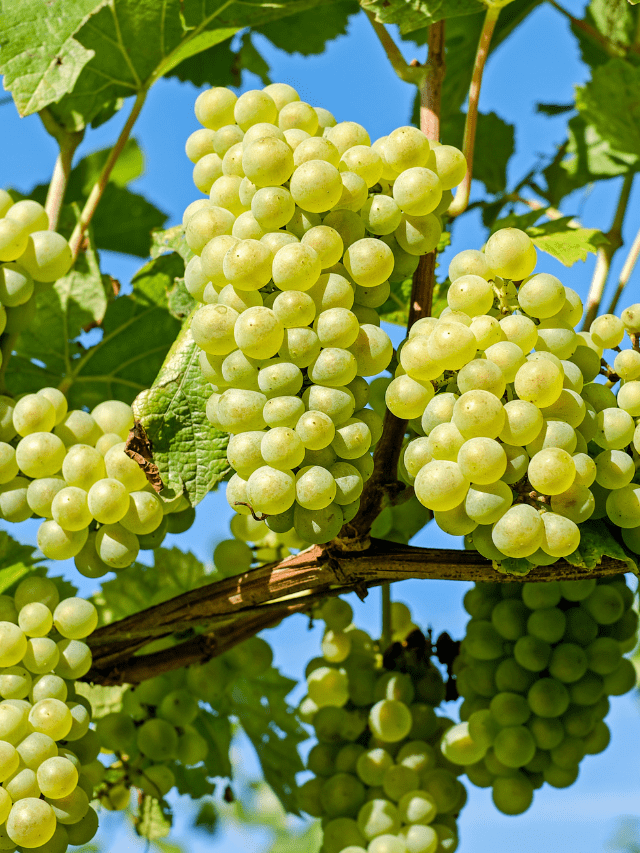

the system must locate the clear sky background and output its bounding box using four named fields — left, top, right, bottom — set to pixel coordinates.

left=2, top=0, right=640, bottom=851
